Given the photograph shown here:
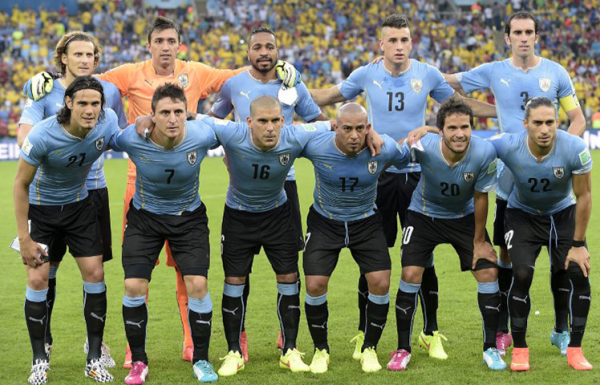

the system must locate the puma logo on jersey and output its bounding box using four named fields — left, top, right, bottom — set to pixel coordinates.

left=370, top=322, right=385, bottom=330
left=223, top=307, right=239, bottom=316
left=125, top=319, right=145, bottom=329
left=372, top=80, right=383, bottom=89
left=311, top=321, right=327, bottom=329
left=512, top=295, right=528, bottom=304
left=240, top=90, right=252, bottom=99
left=395, top=305, right=412, bottom=315
left=90, top=312, right=107, bottom=323
left=322, top=162, right=334, bottom=171
left=500, top=78, right=511, bottom=87
left=28, top=315, right=46, bottom=325
left=144, top=79, right=153, bottom=86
